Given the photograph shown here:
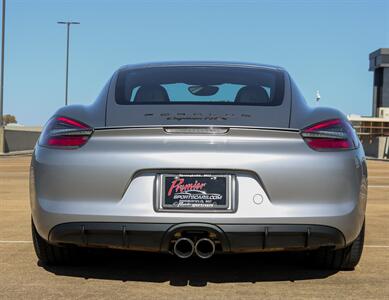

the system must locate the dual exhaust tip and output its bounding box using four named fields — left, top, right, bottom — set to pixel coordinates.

left=173, top=237, right=215, bottom=259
